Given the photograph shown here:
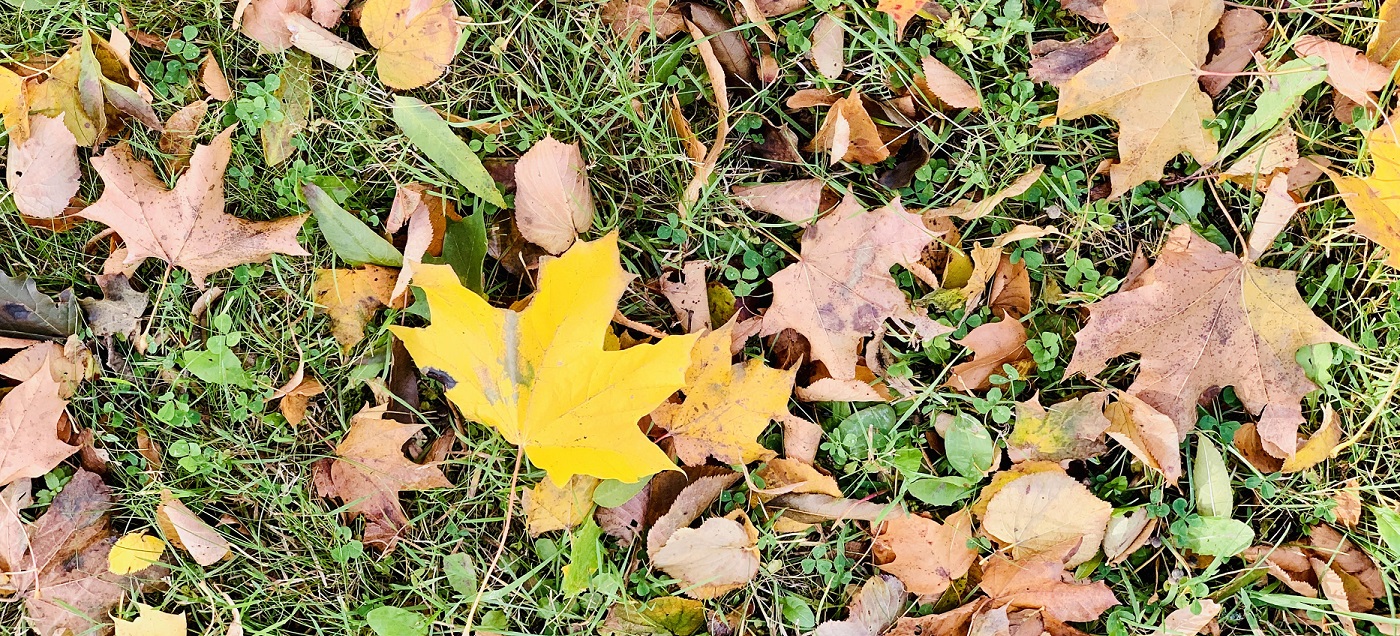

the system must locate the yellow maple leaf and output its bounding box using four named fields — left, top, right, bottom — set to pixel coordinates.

left=108, top=532, right=165, bottom=575
left=391, top=232, right=698, bottom=485
left=361, top=0, right=461, bottom=90
left=651, top=322, right=794, bottom=466
left=115, top=604, right=186, bottom=636
left=1330, top=120, right=1400, bottom=268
